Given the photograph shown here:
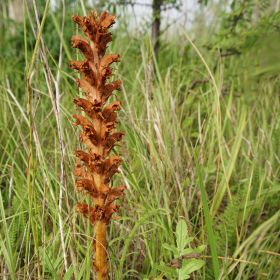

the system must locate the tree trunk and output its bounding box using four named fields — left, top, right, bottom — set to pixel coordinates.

left=151, top=0, right=162, bottom=59
left=8, top=0, right=23, bottom=23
